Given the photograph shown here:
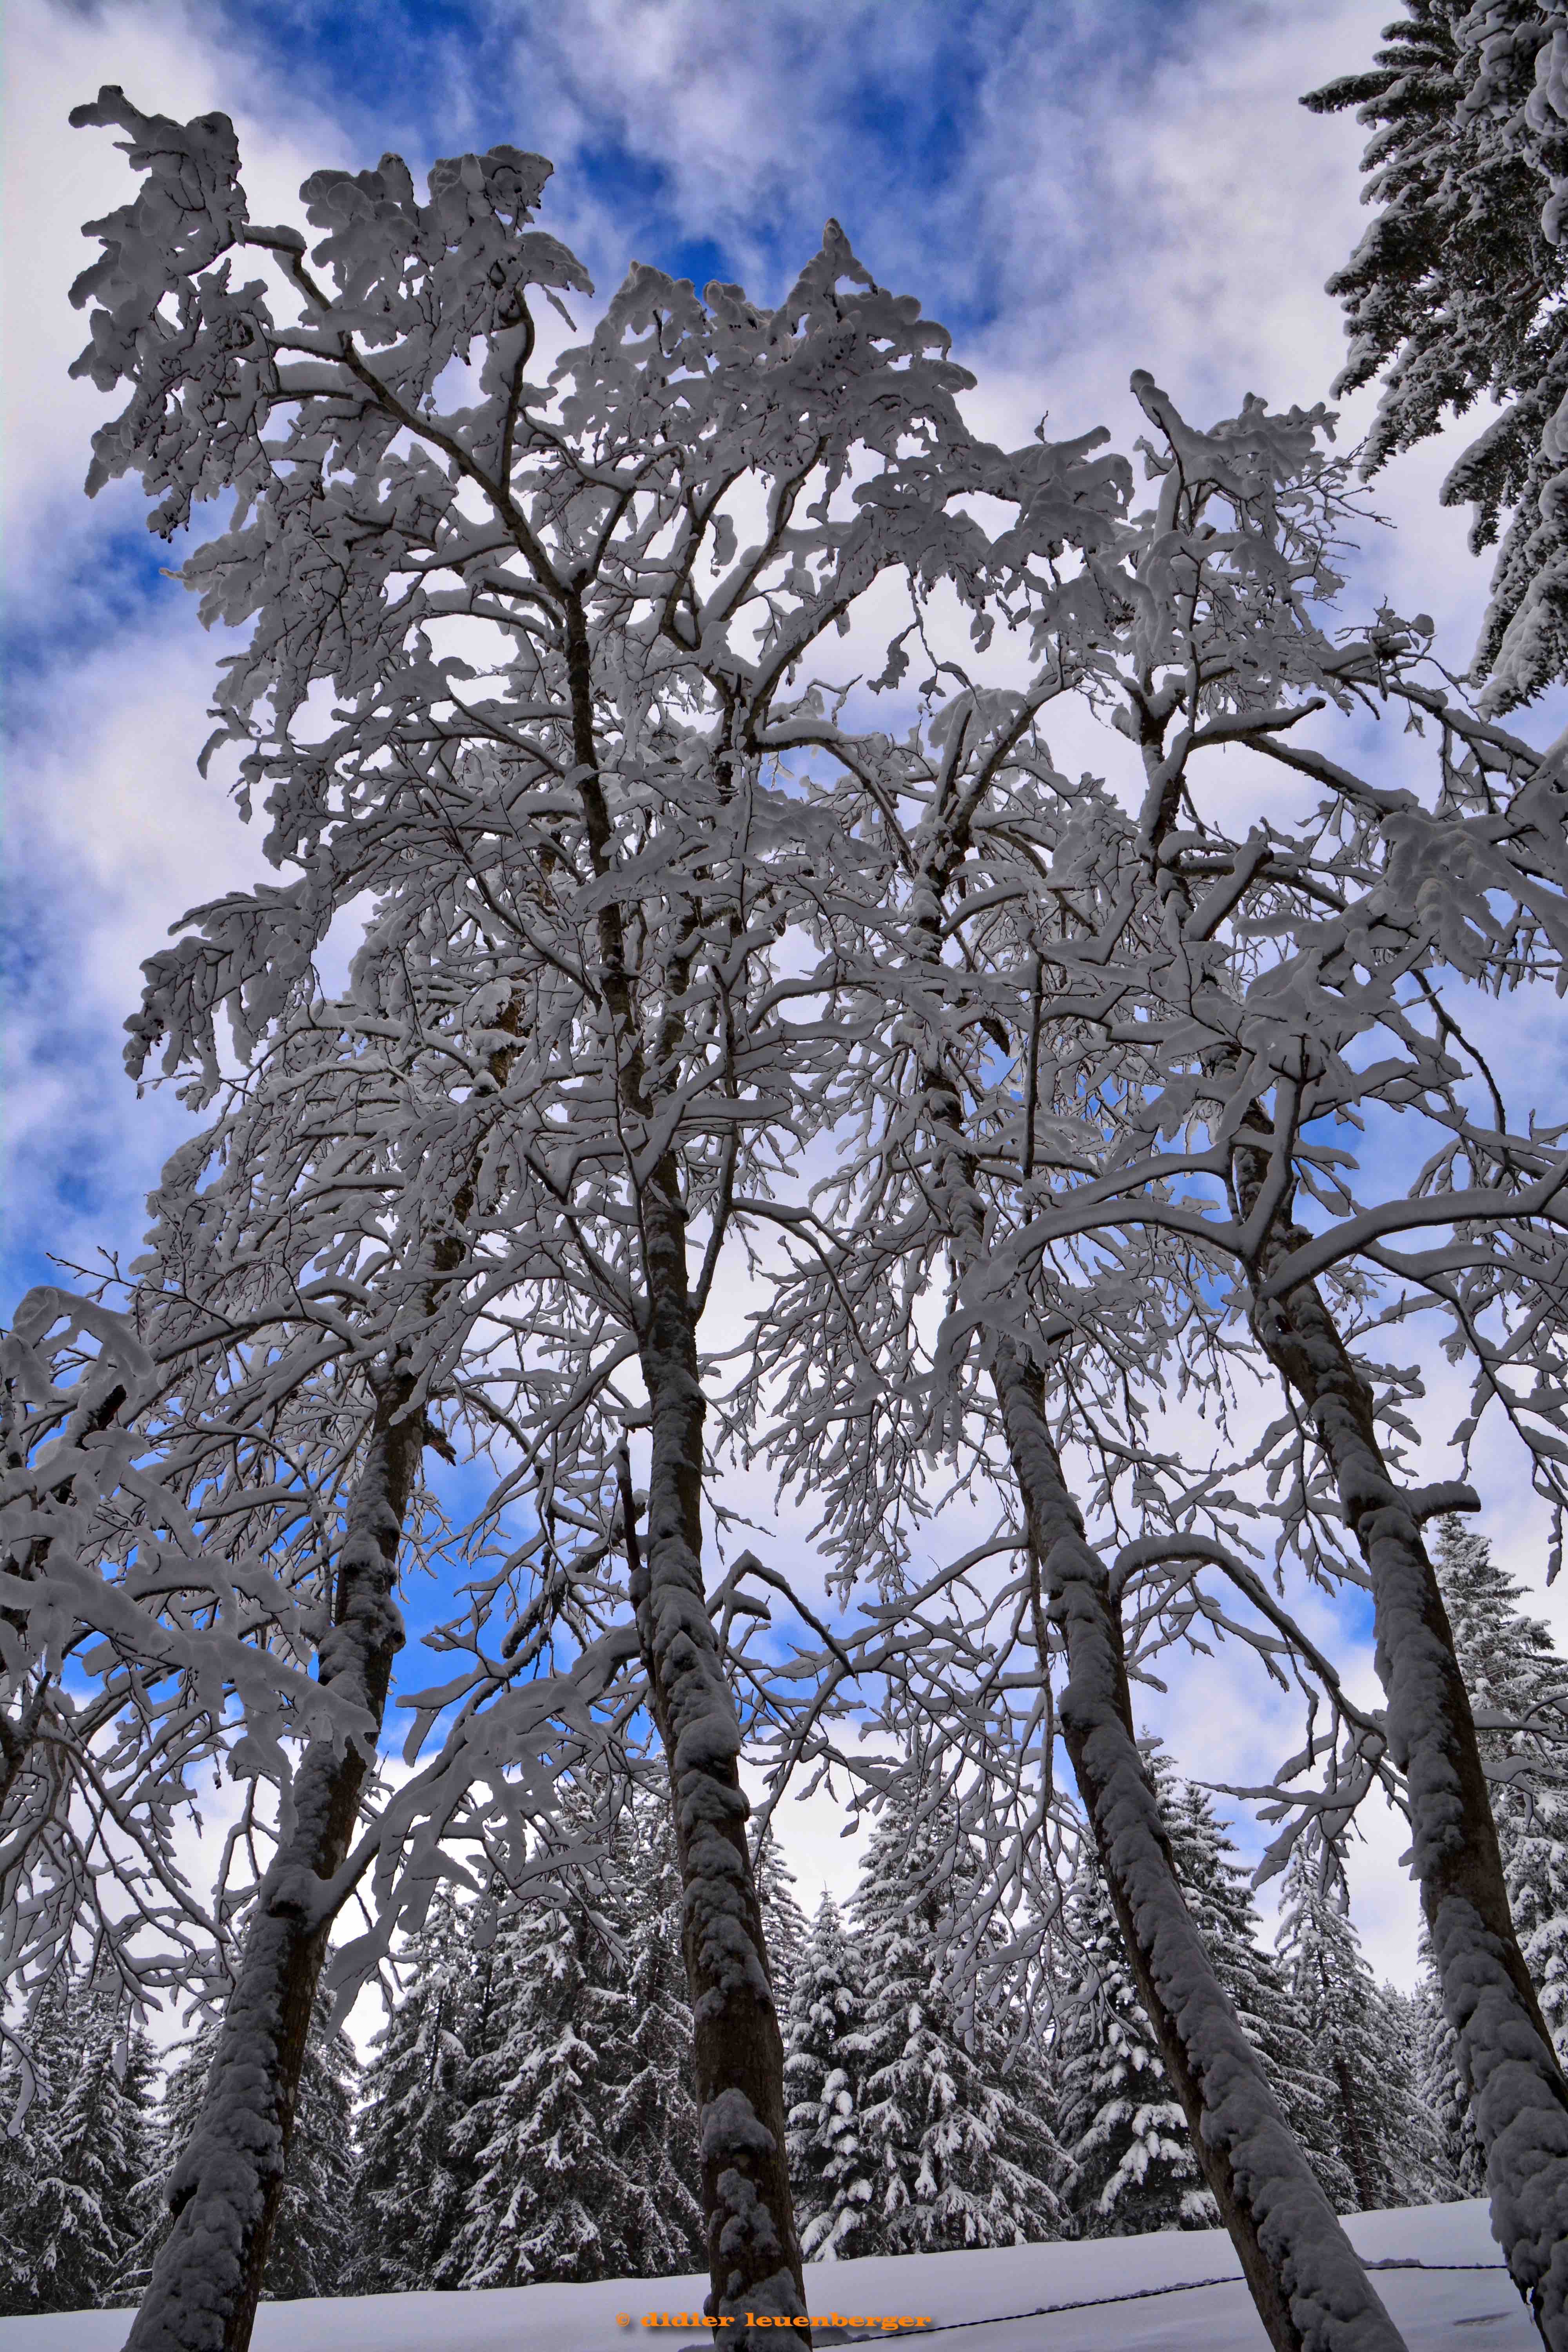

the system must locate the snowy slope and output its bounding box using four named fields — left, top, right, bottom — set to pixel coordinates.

left=0, top=2201, right=1529, bottom=2350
